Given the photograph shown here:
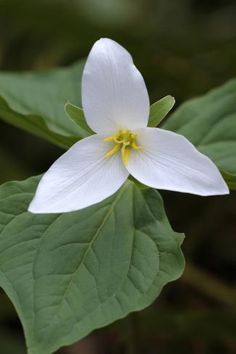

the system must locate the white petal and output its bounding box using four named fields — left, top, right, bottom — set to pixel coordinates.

left=28, top=135, right=129, bottom=213
left=127, top=128, right=229, bottom=196
left=82, top=38, right=149, bottom=134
